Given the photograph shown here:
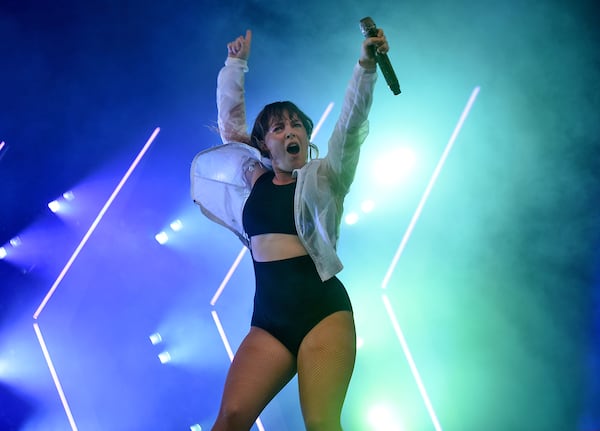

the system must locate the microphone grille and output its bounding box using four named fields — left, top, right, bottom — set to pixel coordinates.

left=359, top=17, right=377, bottom=38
